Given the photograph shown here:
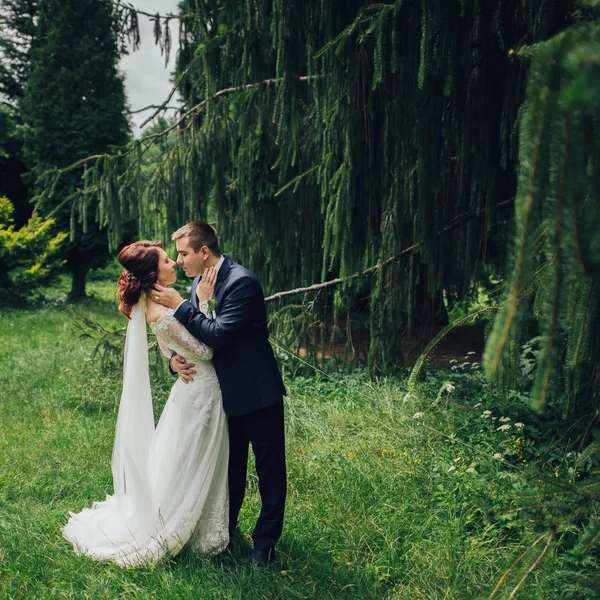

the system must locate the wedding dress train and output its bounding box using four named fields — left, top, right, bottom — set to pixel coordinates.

left=62, top=302, right=229, bottom=567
